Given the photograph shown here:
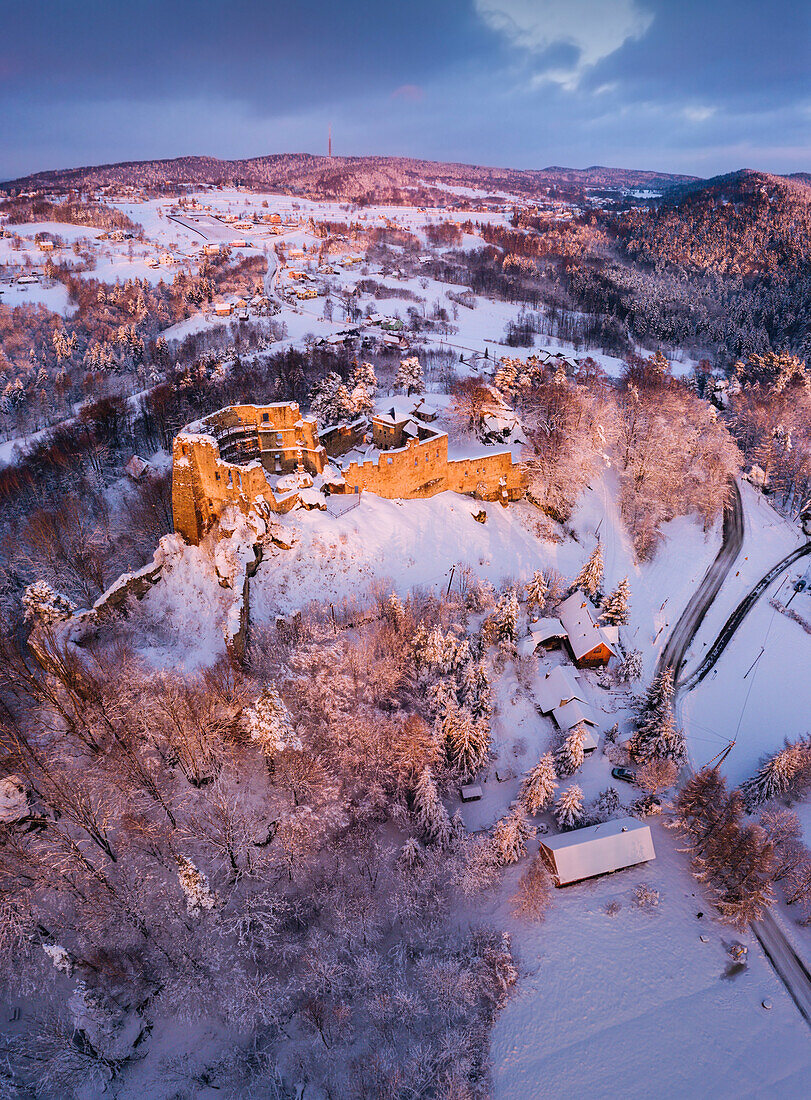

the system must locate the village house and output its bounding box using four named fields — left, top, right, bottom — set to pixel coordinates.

left=521, top=591, right=618, bottom=669
left=539, top=819, right=656, bottom=887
